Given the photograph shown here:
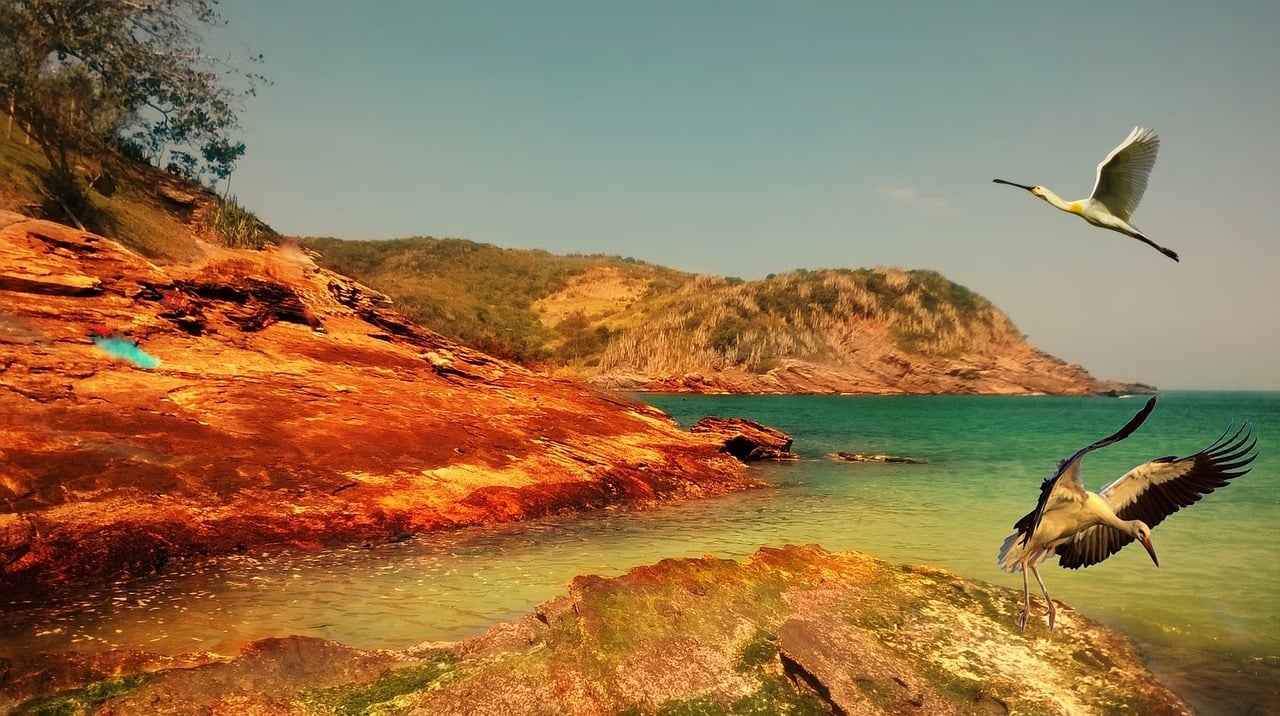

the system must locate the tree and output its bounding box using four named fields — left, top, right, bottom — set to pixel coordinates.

left=0, top=0, right=263, bottom=226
